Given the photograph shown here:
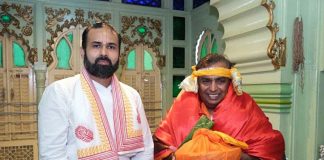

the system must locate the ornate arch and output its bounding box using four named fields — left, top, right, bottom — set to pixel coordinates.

left=0, top=2, right=37, bottom=64
left=43, top=7, right=112, bottom=66
left=120, top=16, right=165, bottom=69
